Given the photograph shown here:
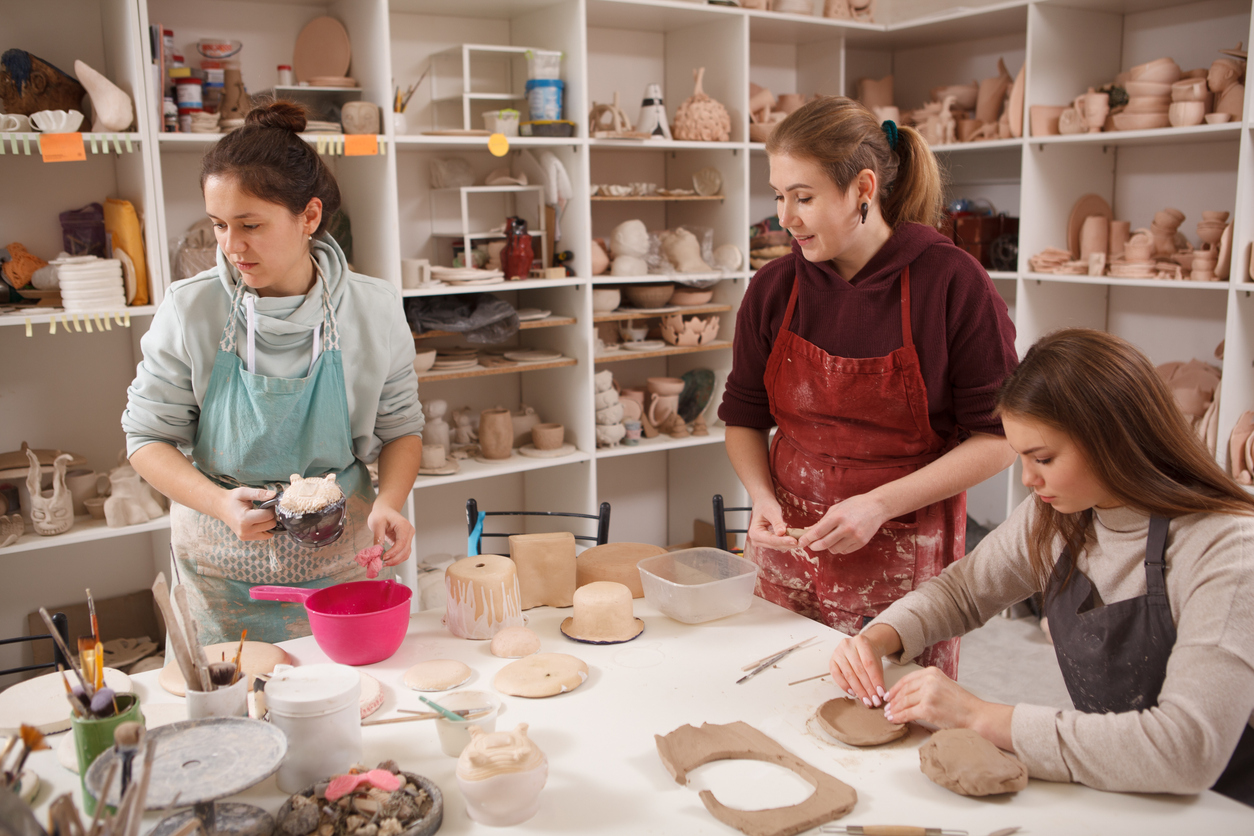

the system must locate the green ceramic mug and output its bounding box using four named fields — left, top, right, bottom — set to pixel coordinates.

left=70, top=692, right=144, bottom=814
